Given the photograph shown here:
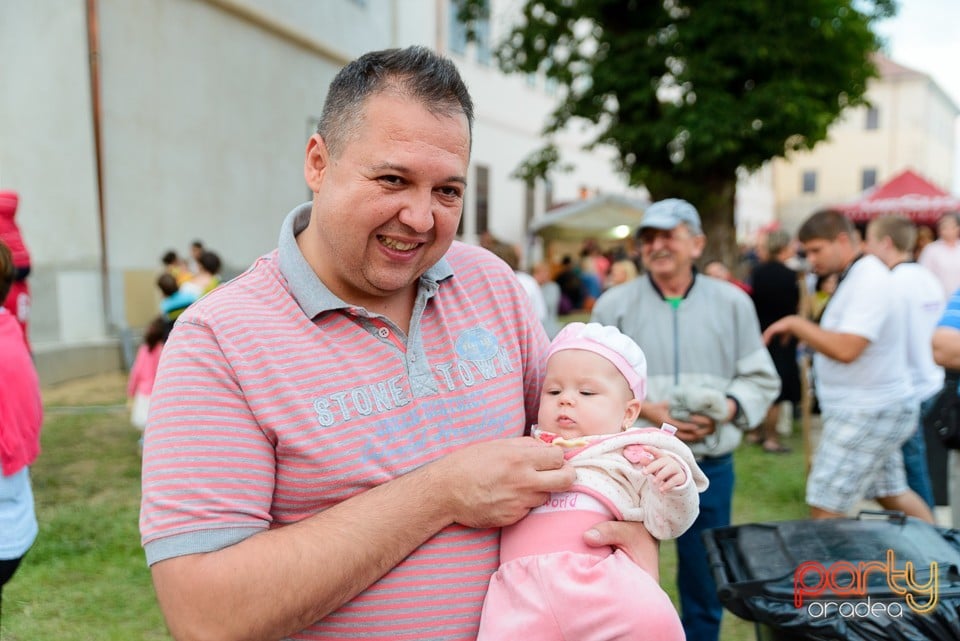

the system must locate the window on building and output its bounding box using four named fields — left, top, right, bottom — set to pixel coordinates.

left=862, top=168, right=877, bottom=191
left=474, top=1, right=491, bottom=66
left=802, top=170, right=817, bottom=194
left=448, top=0, right=467, bottom=55
left=475, top=23, right=492, bottom=65
left=448, top=0, right=489, bottom=62
left=865, top=106, right=880, bottom=130
left=475, top=164, right=490, bottom=236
